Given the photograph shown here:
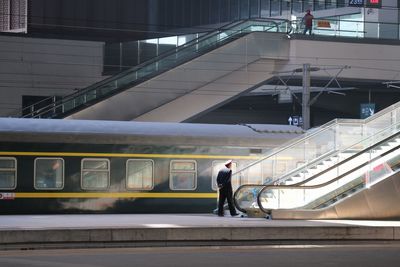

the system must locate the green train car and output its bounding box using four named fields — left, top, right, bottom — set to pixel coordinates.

left=0, top=118, right=302, bottom=214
